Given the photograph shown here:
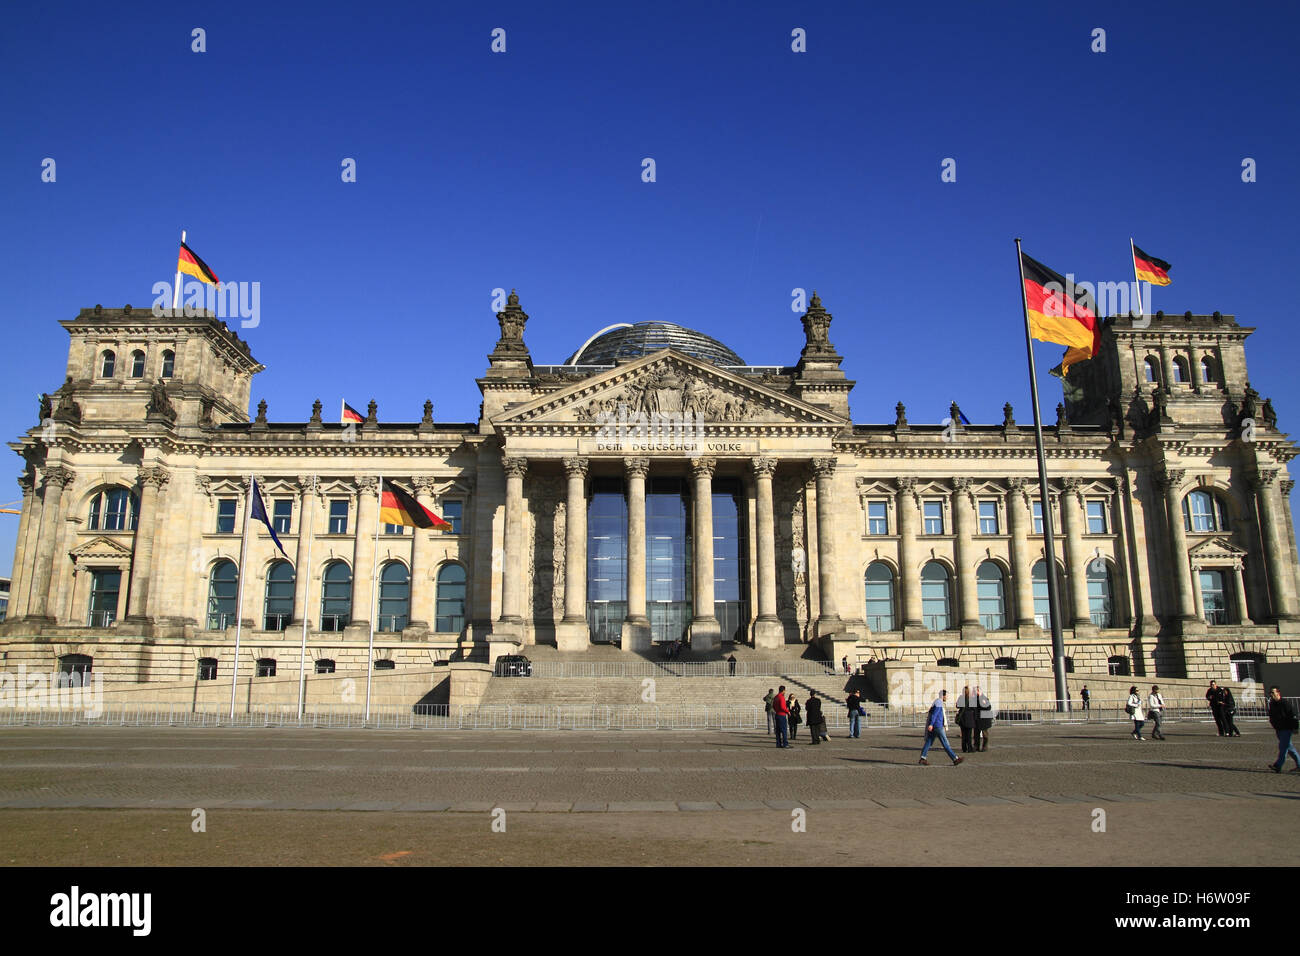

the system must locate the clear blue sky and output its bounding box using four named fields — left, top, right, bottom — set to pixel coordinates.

left=2, top=0, right=1298, bottom=576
